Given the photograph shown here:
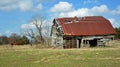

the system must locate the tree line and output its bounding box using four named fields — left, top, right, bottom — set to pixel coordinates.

left=115, top=27, right=120, bottom=39
left=0, top=33, right=29, bottom=45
